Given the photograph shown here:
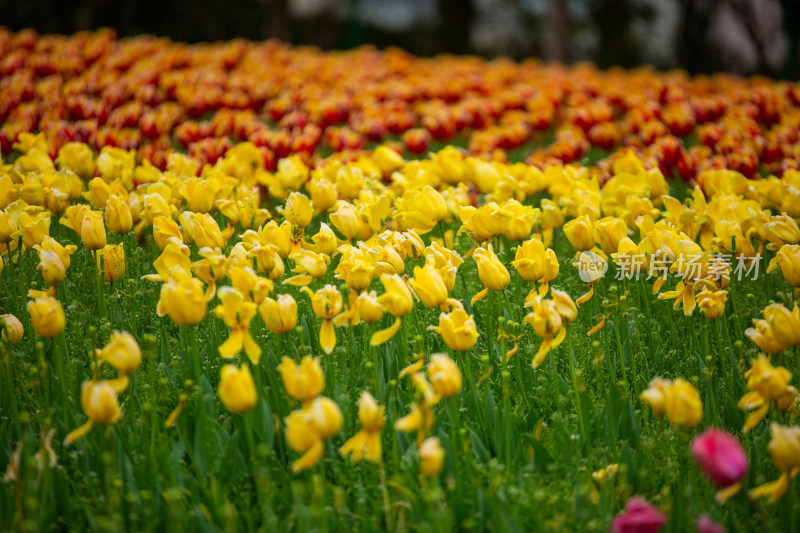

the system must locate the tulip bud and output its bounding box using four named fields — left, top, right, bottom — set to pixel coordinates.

left=473, top=244, right=510, bottom=291
left=411, top=264, right=449, bottom=308
left=27, top=293, right=65, bottom=338
left=281, top=192, right=313, bottom=227
left=428, top=353, right=462, bottom=399
left=218, top=364, right=257, bottom=414
left=96, top=331, right=142, bottom=375
left=81, top=380, right=123, bottom=424
left=306, top=396, right=343, bottom=439
left=434, top=308, right=479, bottom=351
left=418, top=437, right=444, bottom=477
left=610, top=498, right=666, bottom=533
left=96, top=244, right=125, bottom=282
left=329, top=202, right=362, bottom=240
left=259, top=294, right=298, bottom=334
left=1, top=314, right=24, bottom=345
left=105, top=195, right=133, bottom=234
left=80, top=210, right=107, bottom=251
left=279, top=356, right=324, bottom=404
left=691, top=428, right=749, bottom=487
left=563, top=214, right=595, bottom=252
